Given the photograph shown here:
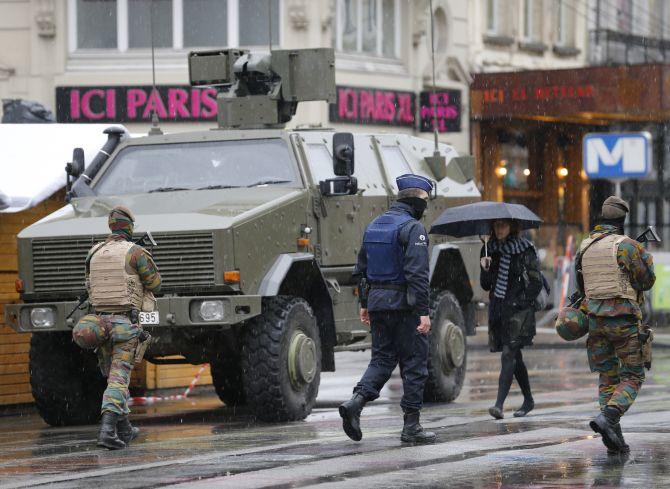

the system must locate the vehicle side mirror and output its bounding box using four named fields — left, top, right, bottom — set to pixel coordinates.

left=333, top=132, right=354, bottom=176
left=65, top=148, right=85, bottom=198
